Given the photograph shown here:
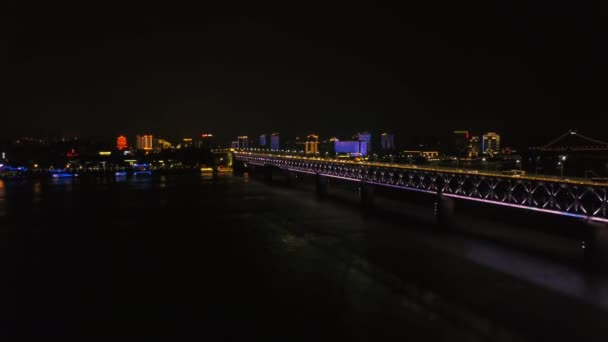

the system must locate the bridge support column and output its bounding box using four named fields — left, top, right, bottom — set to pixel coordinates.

left=315, top=174, right=328, bottom=199
left=285, top=170, right=298, bottom=186
left=263, top=164, right=273, bottom=182
left=434, top=191, right=455, bottom=227
left=359, top=182, right=375, bottom=213
left=233, top=160, right=246, bottom=176
left=583, top=221, right=608, bottom=272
